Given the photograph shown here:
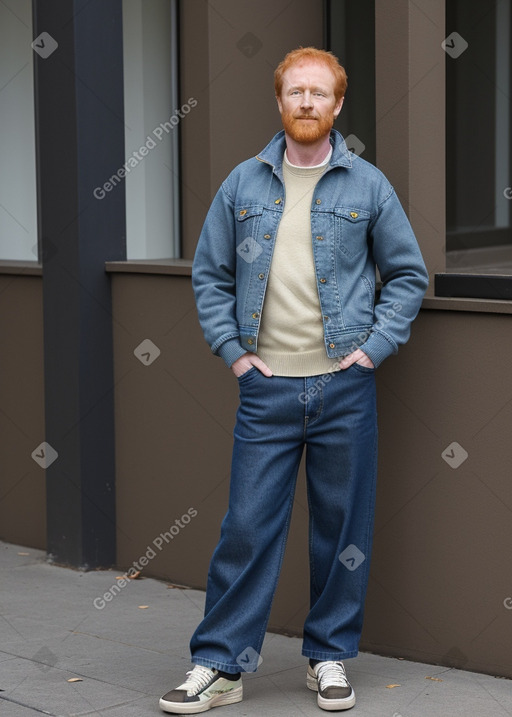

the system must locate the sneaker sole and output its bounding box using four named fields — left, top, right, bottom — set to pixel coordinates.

left=159, top=685, right=243, bottom=714
left=306, top=673, right=356, bottom=711
left=306, top=673, right=318, bottom=692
